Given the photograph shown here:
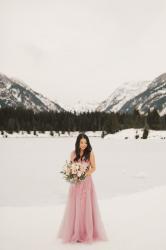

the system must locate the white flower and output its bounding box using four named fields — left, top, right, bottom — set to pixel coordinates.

left=77, top=171, right=82, bottom=177
left=61, top=160, right=89, bottom=184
